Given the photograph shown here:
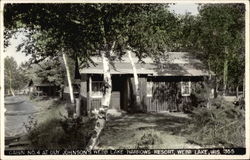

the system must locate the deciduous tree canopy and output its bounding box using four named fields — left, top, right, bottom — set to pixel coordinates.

left=4, top=3, right=246, bottom=94
left=4, top=56, right=29, bottom=94
left=177, top=4, right=245, bottom=93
